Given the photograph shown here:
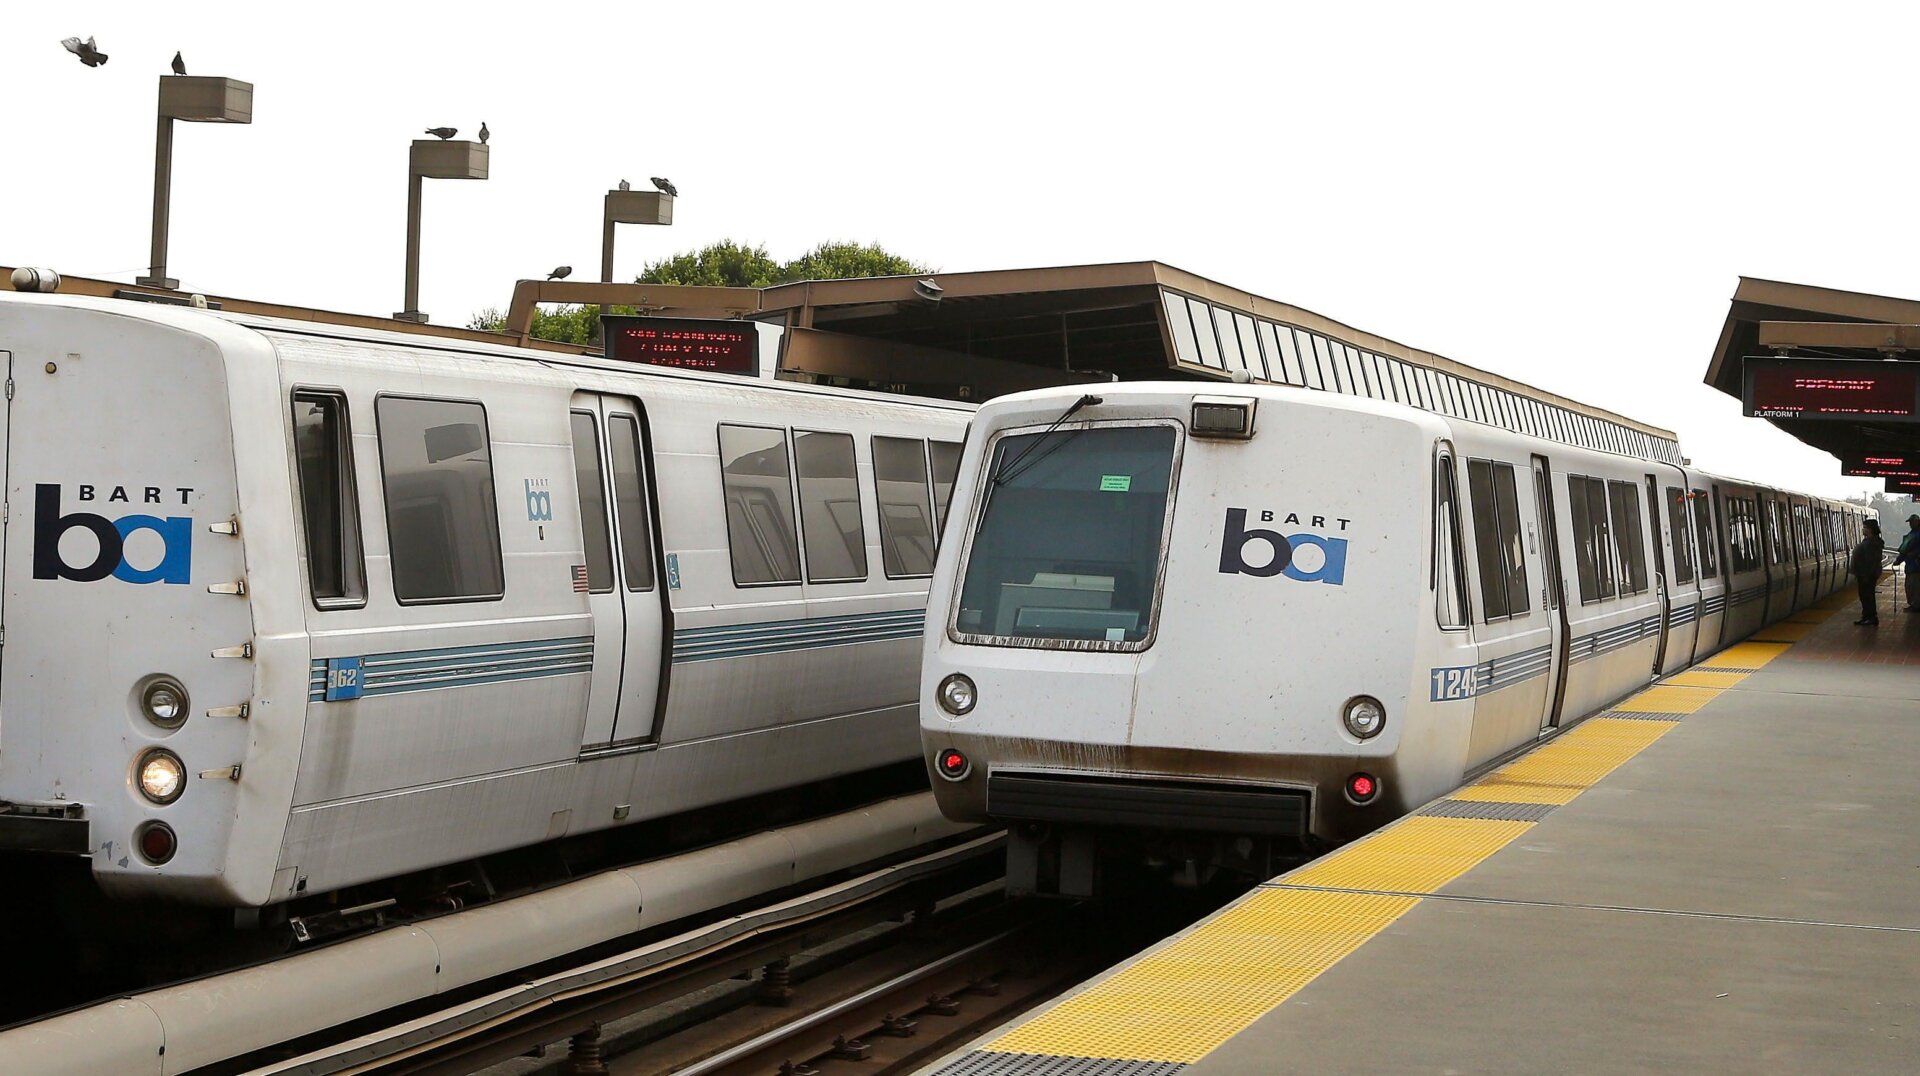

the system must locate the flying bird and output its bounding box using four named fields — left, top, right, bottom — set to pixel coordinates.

left=60, top=36, right=109, bottom=67
left=546, top=266, right=572, bottom=281
left=170, top=51, right=185, bottom=75
left=477, top=121, right=489, bottom=144
left=424, top=127, right=457, bottom=140
left=650, top=177, right=677, bottom=197
left=618, top=178, right=631, bottom=191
